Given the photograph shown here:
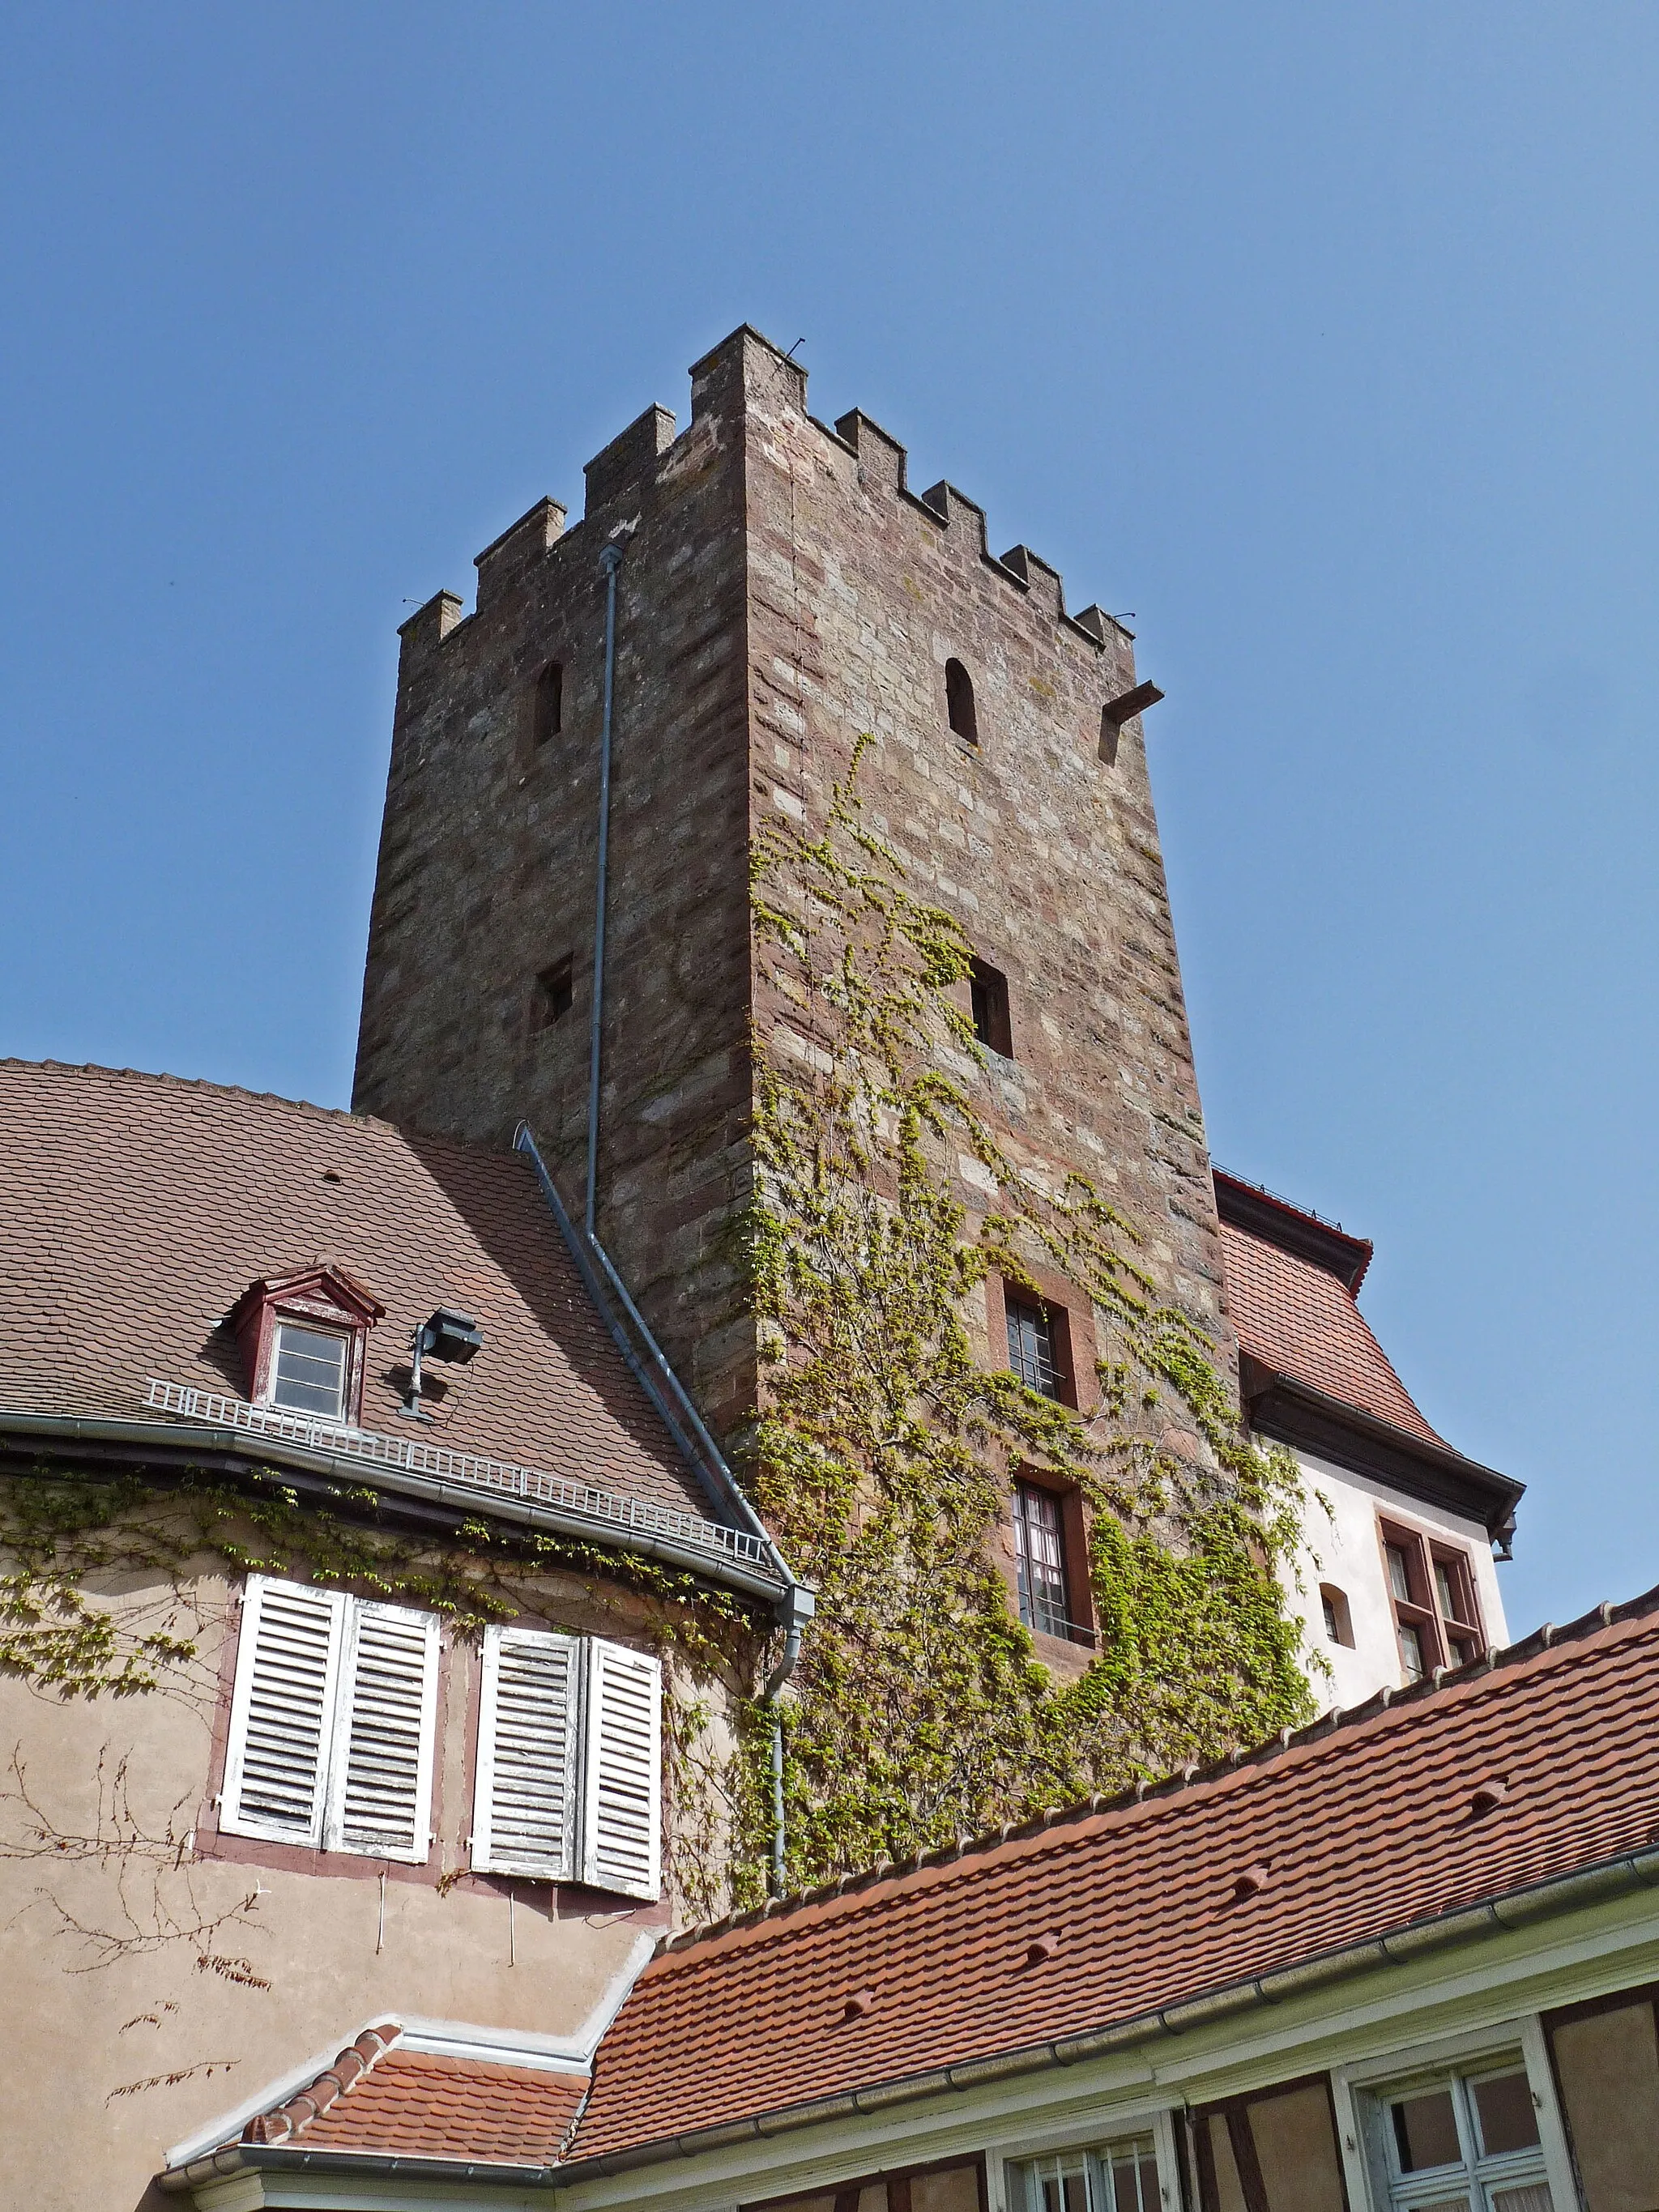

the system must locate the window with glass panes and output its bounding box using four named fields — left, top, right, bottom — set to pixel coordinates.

left=1013, top=1481, right=1077, bottom=1641
left=1374, top=2056, right=1553, bottom=2211
left=271, top=1323, right=350, bottom=1421
left=1380, top=1520, right=1486, bottom=1683
left=1005, top=1294, right=1063, bottom=1398
left=1021, top=2136, right=1160, bottom=2212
